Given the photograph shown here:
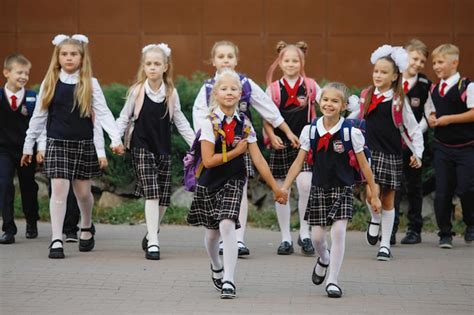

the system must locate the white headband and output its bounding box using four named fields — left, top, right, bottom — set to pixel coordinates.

left=52, top=34, right=89, bottom=46
left=370, top=45, right=409, bottom=72
left=142, top=43, right=171, bottom=57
